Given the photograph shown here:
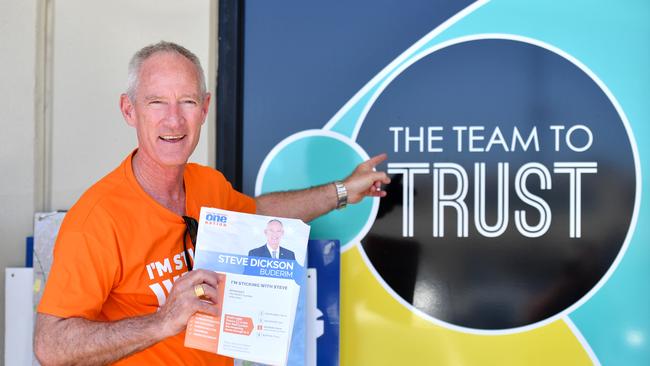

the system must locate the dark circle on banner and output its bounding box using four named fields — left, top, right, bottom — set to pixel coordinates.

left=357, top=38, right=637, bottom=330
